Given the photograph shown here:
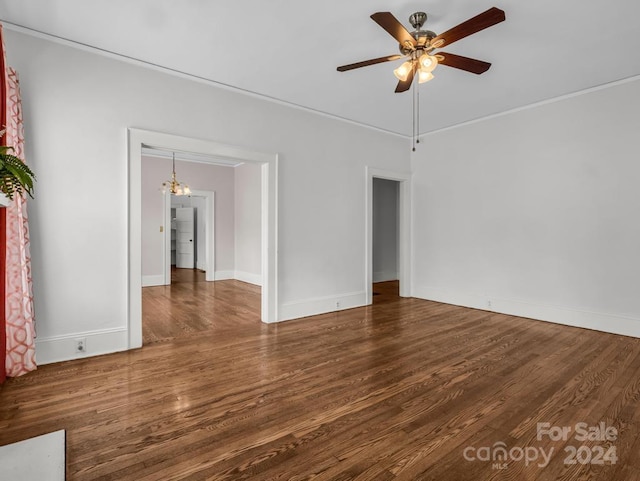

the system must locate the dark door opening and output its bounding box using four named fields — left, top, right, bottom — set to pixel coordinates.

left=372, top=178, right=400, bottom=300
